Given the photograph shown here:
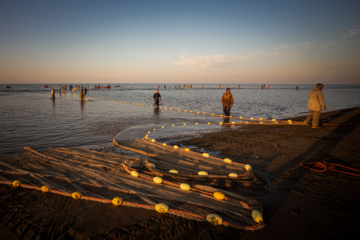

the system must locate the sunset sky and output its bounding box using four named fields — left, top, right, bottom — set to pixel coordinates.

left=1, top=0, right=359, bottom=84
